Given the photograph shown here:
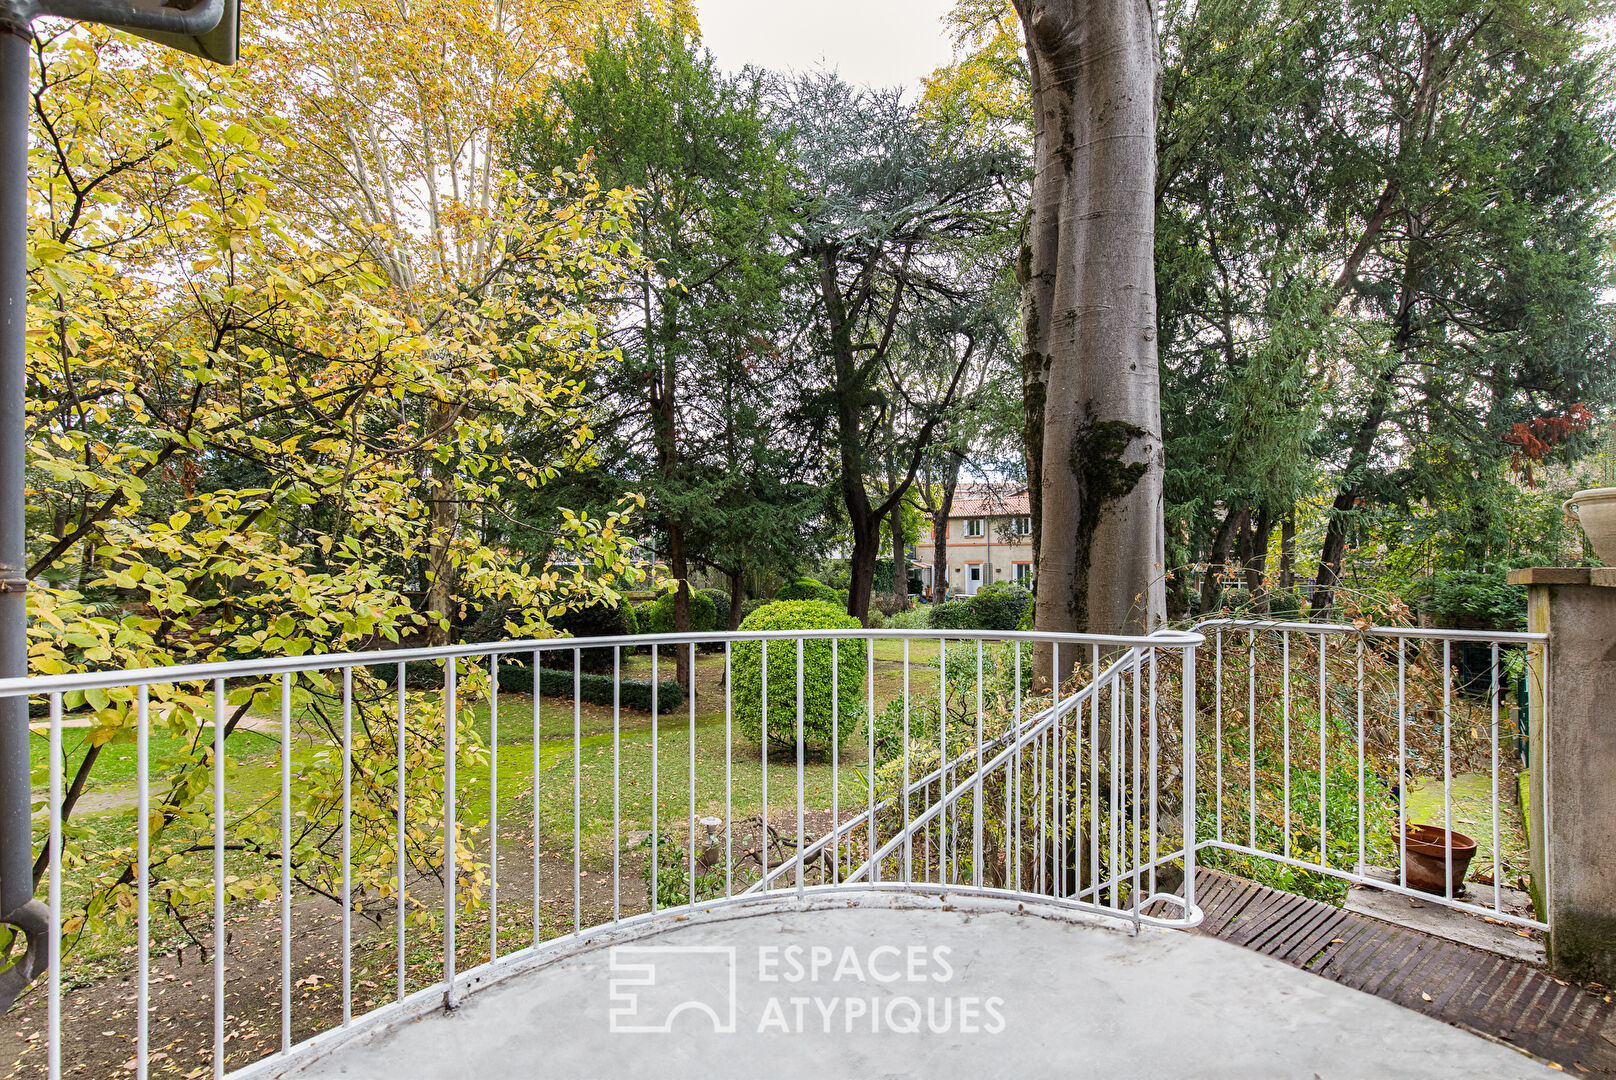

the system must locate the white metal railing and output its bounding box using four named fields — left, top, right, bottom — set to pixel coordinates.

left=5, top=616, right=1549, bottom=1078
left=1192, top=619, right=1548, bottom=931
left=7, top=626, right=1201, bottom=1080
